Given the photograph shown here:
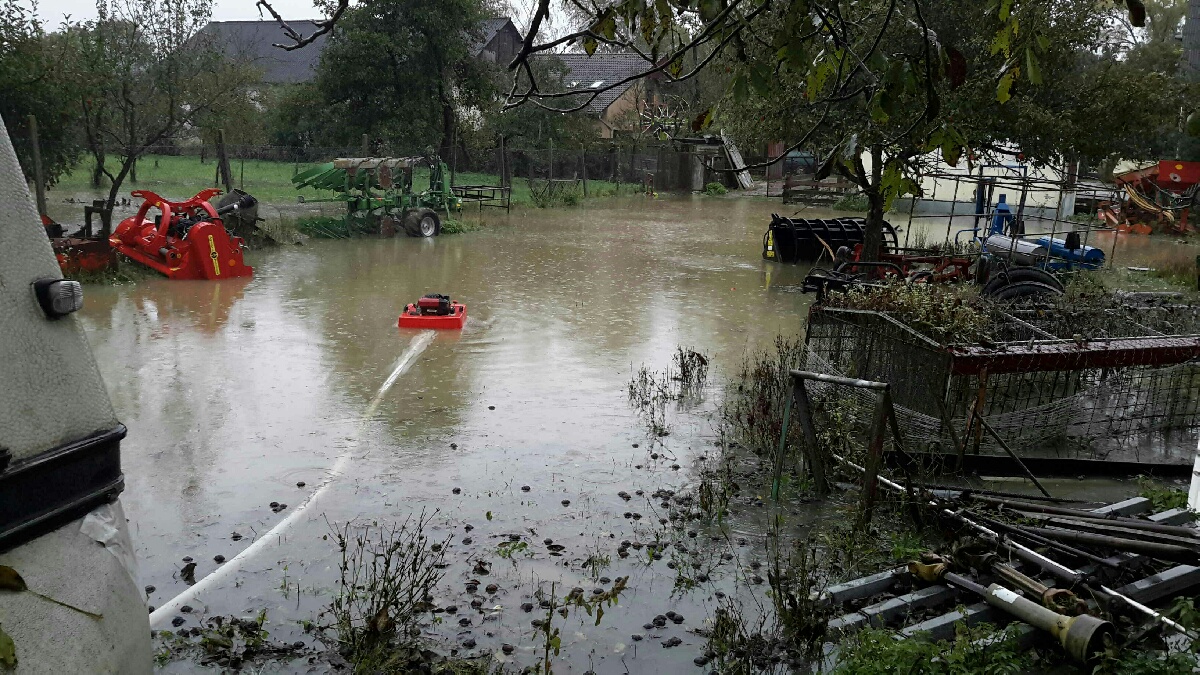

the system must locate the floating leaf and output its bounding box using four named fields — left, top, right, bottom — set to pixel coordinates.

left=0, top=626, right=14, bottom=670
left=0, top=567, right=26, bottom=593
left=485, top=511, right=493, bottom=521
left=0, top=566, right=101, bottom=620
left=179, top=561, right=197, bottom=585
